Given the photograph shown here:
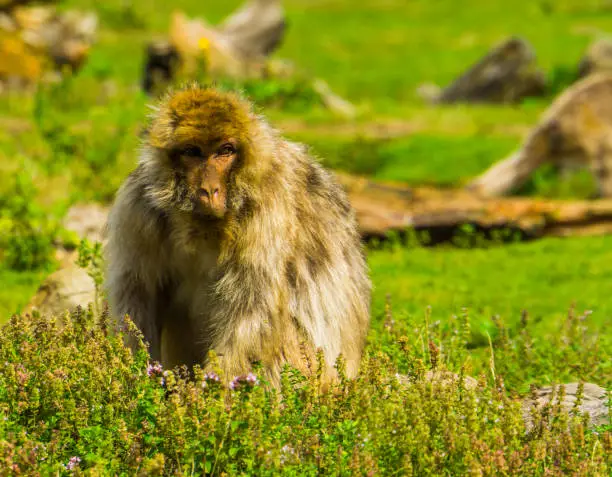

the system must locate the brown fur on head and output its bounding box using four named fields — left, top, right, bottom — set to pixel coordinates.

left=141, top=85, right=272, bottom=219
left=105, top=84, right=371, bottom=388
